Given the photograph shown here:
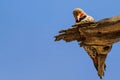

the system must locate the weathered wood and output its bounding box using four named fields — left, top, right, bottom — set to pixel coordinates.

left=54, top=15, right=120, bottom=79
